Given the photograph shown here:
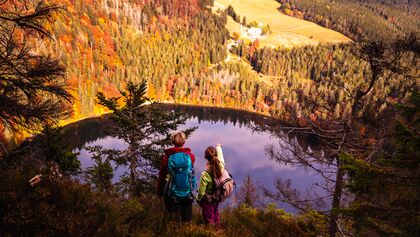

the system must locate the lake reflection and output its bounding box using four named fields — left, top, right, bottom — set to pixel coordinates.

left=72, top=105, right=324, bottom=213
